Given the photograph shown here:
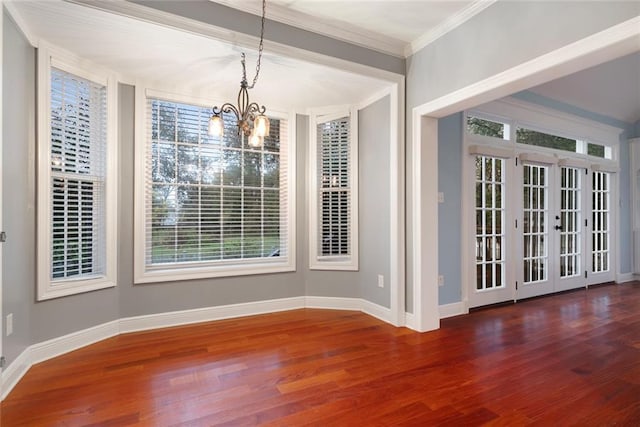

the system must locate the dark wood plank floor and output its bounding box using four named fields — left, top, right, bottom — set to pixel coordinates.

left=2, top=282, right=639, bottom=426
